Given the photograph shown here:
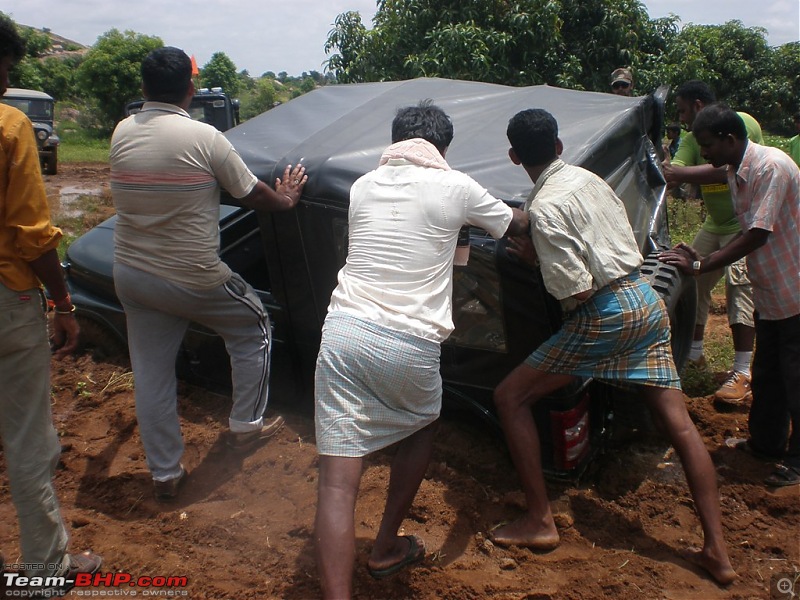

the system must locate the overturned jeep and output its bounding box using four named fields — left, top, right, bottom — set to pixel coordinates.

left=1, top=87, right=59, bottom=174
left=64, top=78, right=694, bottom=478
